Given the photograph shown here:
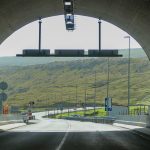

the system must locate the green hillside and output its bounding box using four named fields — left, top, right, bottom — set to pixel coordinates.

left=0, top=57, right=150, bottom=109
left=119, top=48, right=147, bottom=58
